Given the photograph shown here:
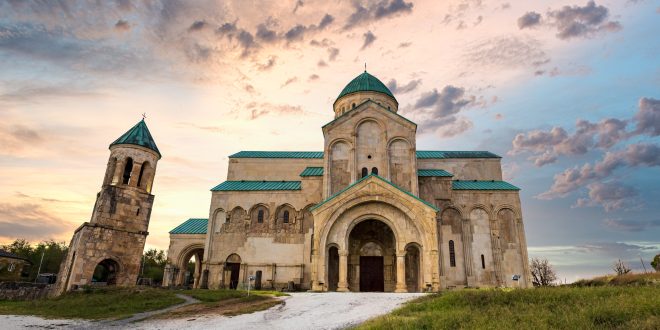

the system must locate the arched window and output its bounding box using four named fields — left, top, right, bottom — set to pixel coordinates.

left=283, top=210, right=289, bottom=223
left=481, top=254, right=486, bottom=269
left=449, top=240, right=456, bottom=267
left=371, top=167, right=378, bottom=175
left=361, top=167, right=368, bottom=178
left=137, top=162, right=148, bottom=188
left=122, top=158, right=133, bottom=184
left=352, top=103, right=356, bottom=109
left=257, top=210, right=264, bottom=223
